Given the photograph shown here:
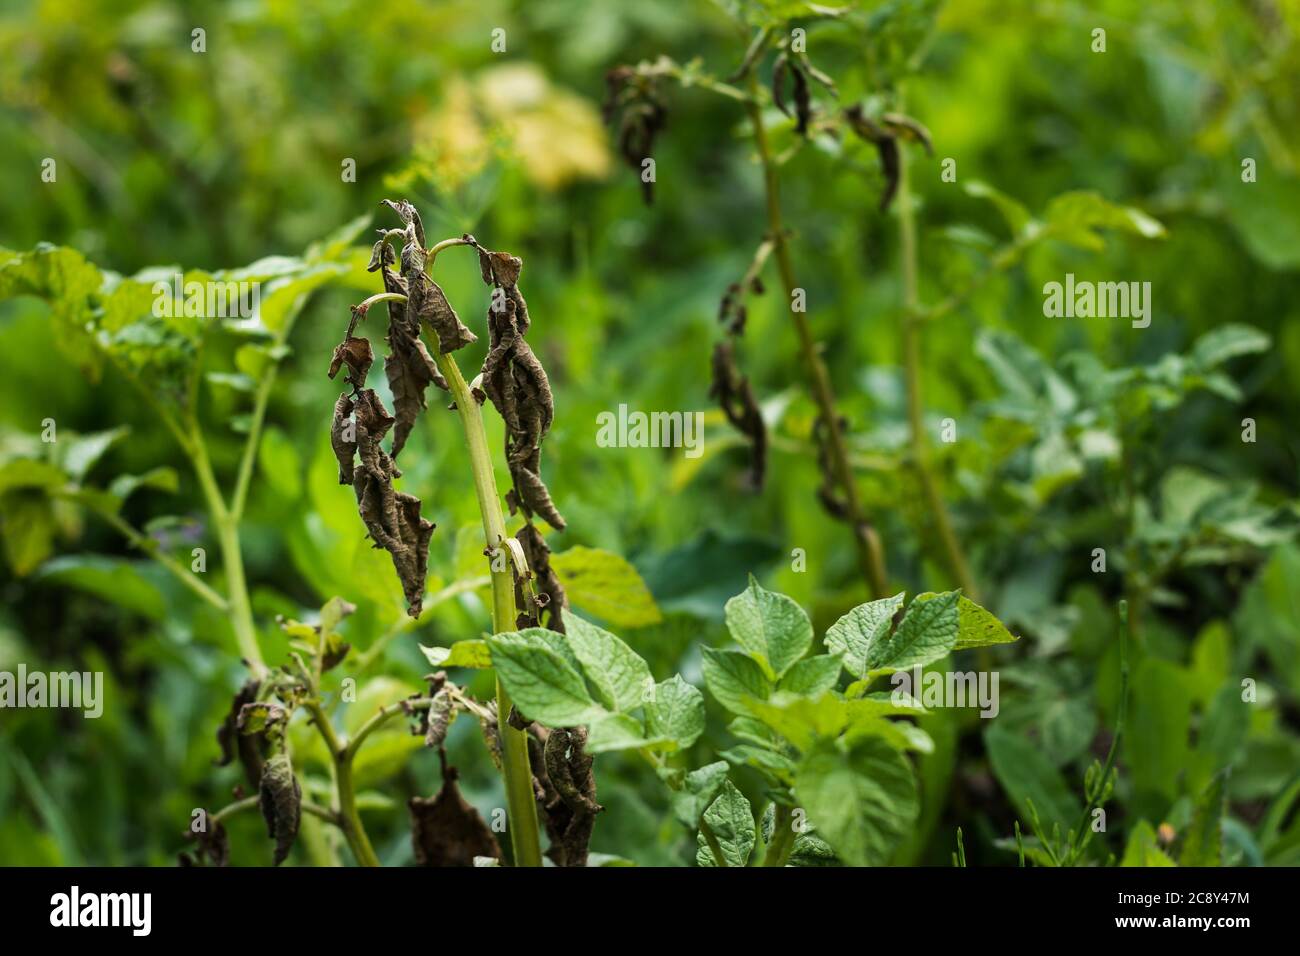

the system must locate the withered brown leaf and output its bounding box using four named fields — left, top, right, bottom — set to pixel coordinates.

left=475, top=246, right=566, bottom=531
left=258, top=751, right=301, bottom=866
left=409, top=761, right=502, bottom=867
left=330, top=392, right=356, bottom=485
left=350, top=388, right=436, bottom=617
